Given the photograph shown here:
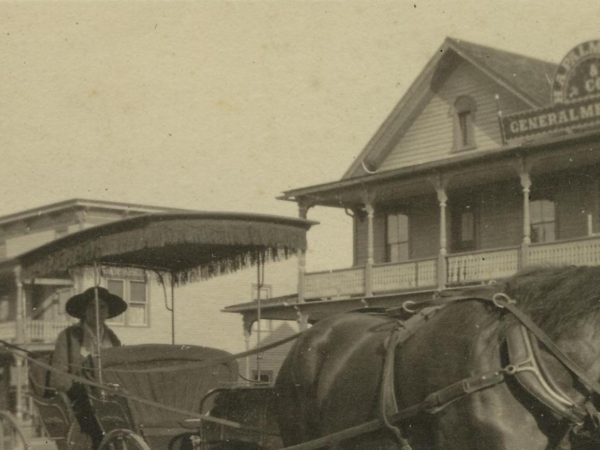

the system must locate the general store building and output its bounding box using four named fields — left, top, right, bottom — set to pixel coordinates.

left=227, top=38, right=600, bottom=325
